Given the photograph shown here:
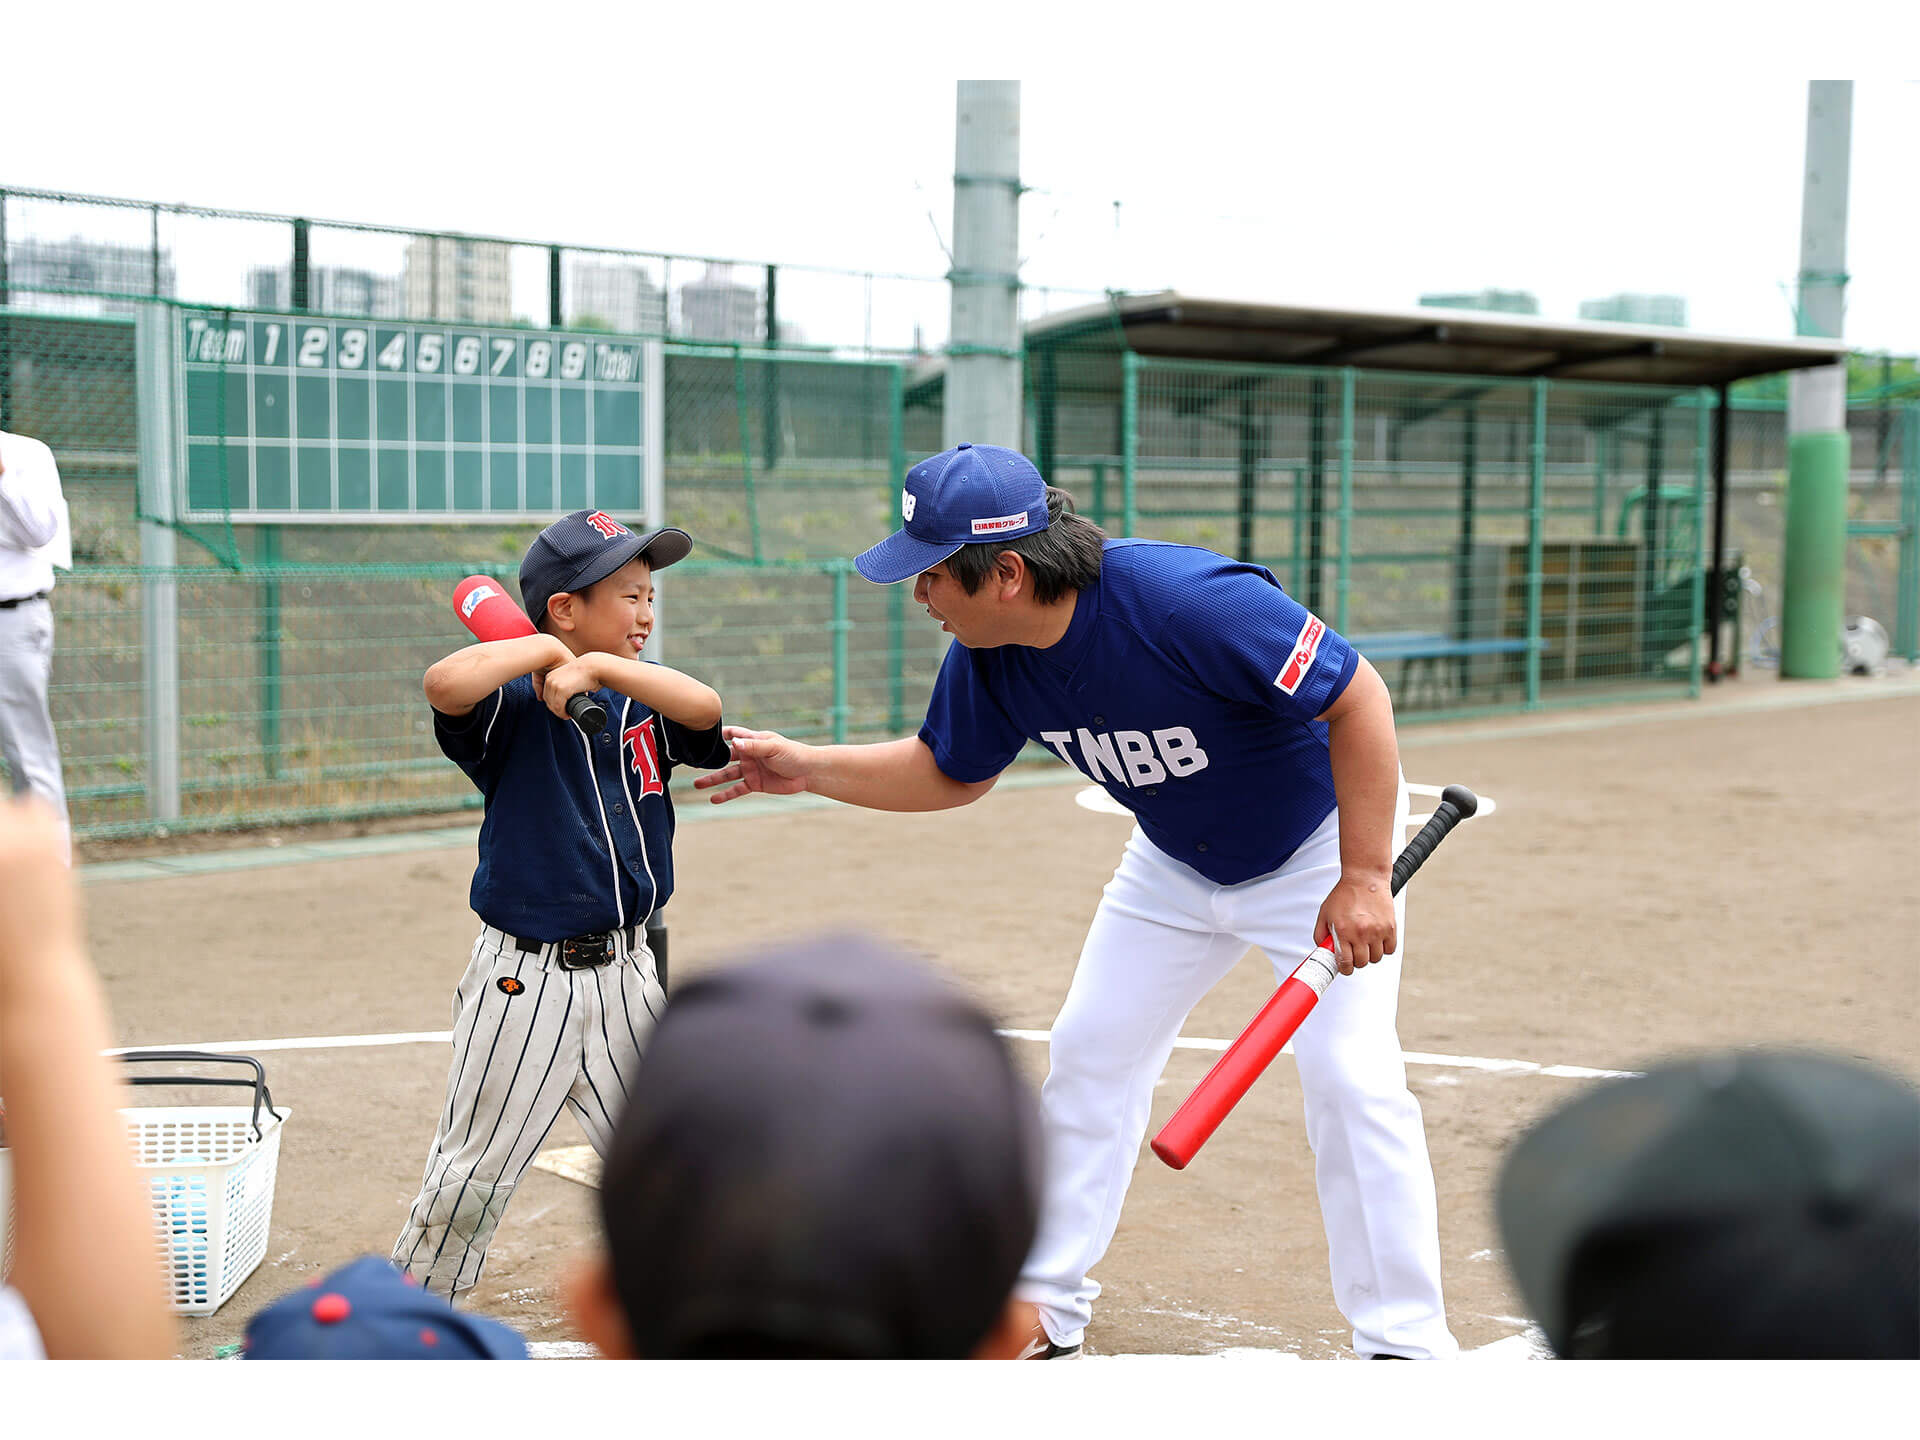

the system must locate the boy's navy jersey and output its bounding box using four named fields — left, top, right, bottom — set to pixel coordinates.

left=434, top=672, right=728, bottom=940
left=919, top=539, right=1360, bottom=886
